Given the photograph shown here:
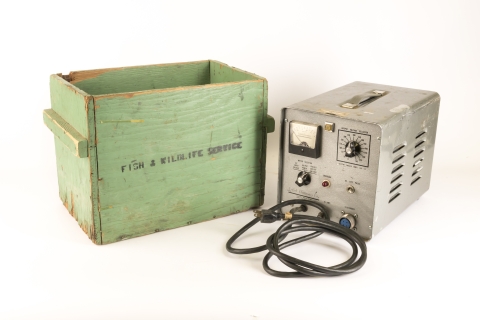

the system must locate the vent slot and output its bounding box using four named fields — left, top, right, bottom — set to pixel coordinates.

left=389, top=143, right=408, bottom=204
left=411, top=128, right=427, bottom=185
left=392, top=164, right=404, bottom=174
left=416, top=131, right=426, bottom=139
left=392, top=154, right=405, bottom=164
left=391, top=173, right=403, bottom=184
left=414, top=149, right=424, bottom=158
left=413, top=158, right=424, bottom=167
left=390, top=183, right=402, bottom=194
left=415, top=140, right=425, bottom=149
left=393, top=143, right=406, bottom=154
left=389, top=192, right=401, bottom=203
left=412, top=166, right=423, bottom=176
left=411, top=176, right=421, bottom=185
